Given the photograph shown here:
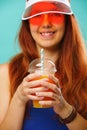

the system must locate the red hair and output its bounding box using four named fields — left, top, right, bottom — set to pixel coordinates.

left=9, top=15, right=87, bottom=119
